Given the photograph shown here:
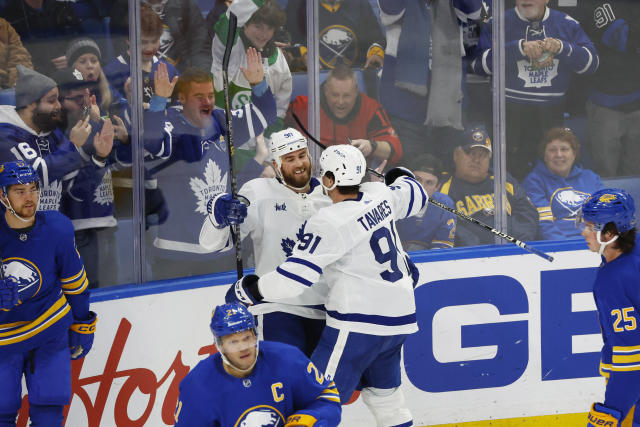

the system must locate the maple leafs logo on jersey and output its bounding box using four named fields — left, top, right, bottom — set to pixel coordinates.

left=93, top=169, right=114, bottom=206
left=189, top=159, right=228, bottom=215
left=280, top=221, right=308, bottom=257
